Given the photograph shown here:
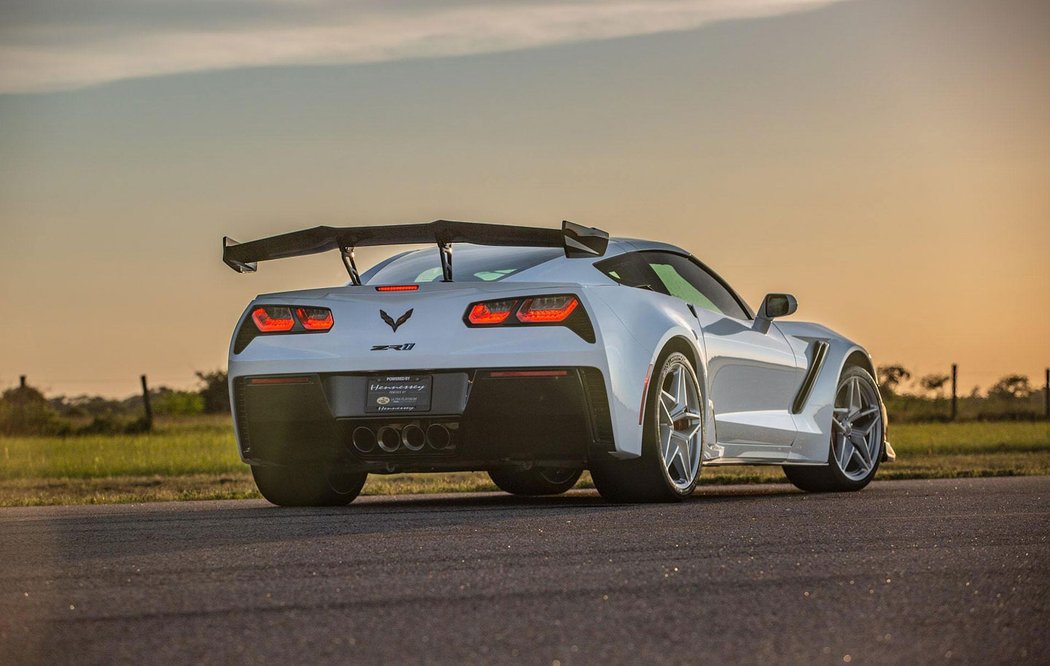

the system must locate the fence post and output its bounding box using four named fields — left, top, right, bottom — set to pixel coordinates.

left=950, top=363, right=958, bottom=421
left=1045, top=368, right=1049, bottom=422
left=19, top=375, right=26, bottom=389
left=140, top=374, right=153, bottom=431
